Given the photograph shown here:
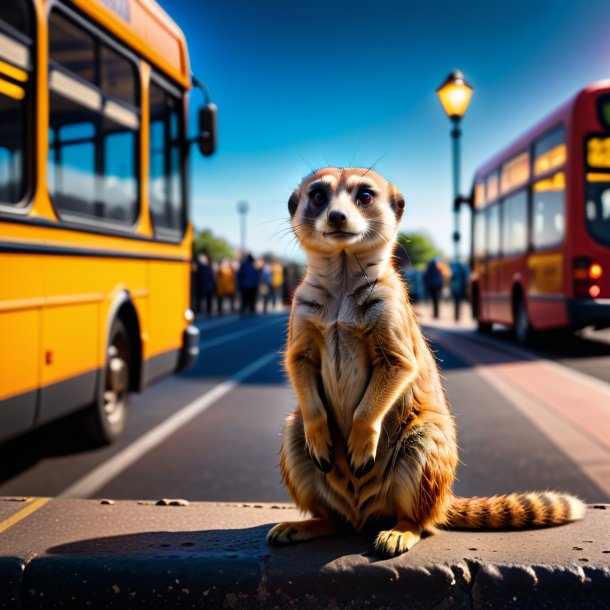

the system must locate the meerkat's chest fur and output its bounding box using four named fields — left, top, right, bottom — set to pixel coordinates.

left=296, top=263, right=387, bottom=437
